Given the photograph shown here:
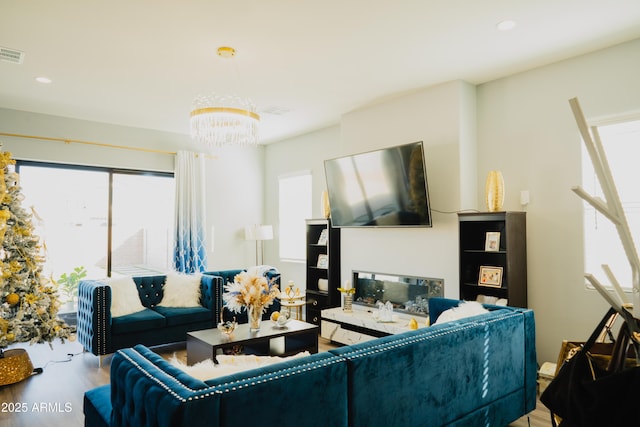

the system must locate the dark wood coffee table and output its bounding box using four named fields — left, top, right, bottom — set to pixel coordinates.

left=186, top=319, right=319, bottom=365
